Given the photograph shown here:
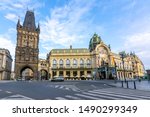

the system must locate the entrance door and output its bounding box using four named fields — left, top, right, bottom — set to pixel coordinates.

left=101, top=71, right=106, bottom=79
